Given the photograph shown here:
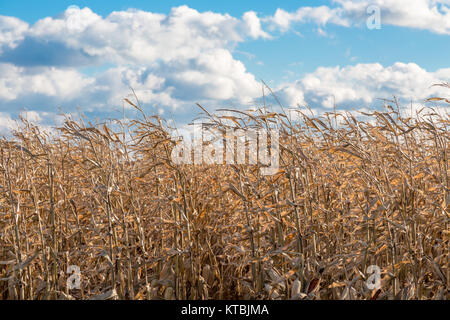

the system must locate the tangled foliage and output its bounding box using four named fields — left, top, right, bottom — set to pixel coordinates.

left=0, top=95, right=448, bottom=300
